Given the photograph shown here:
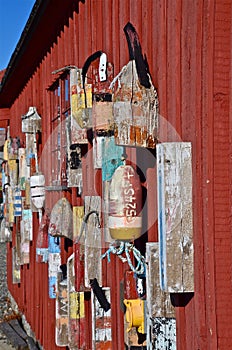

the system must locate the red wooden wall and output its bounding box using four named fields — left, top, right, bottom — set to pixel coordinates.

left=1, top=0, right=232, bottom=349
